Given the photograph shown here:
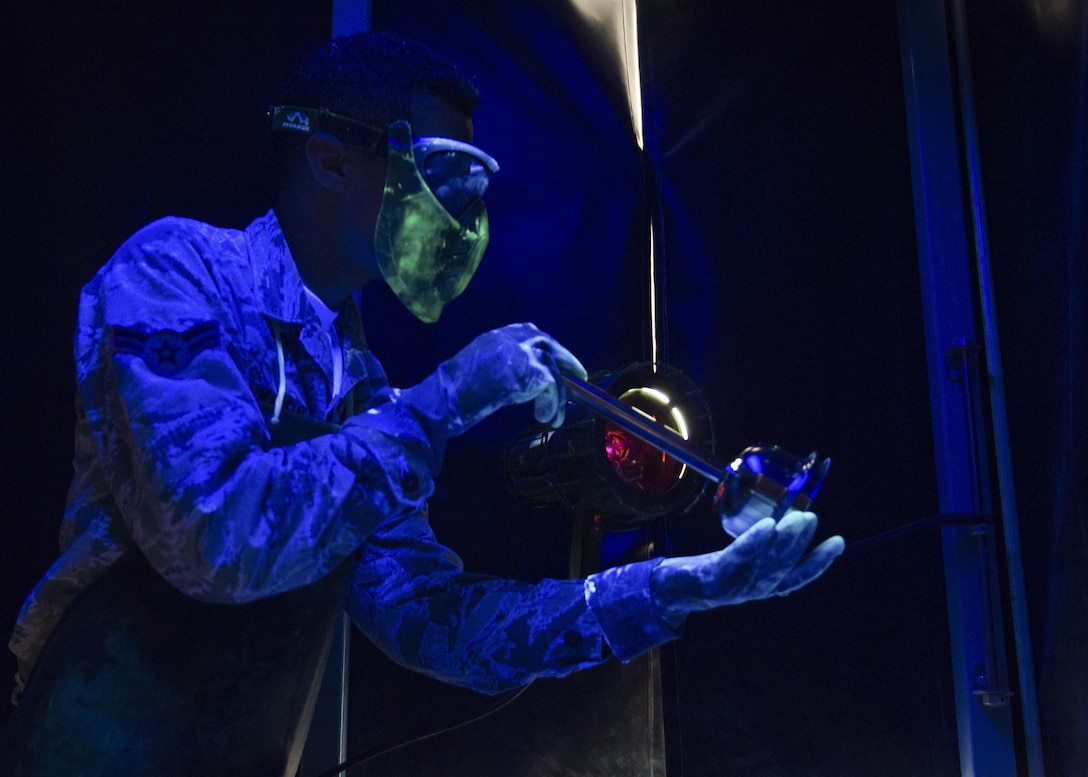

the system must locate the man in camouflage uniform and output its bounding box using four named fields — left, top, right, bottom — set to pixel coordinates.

left=1, top=33, right=843, bottom=776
